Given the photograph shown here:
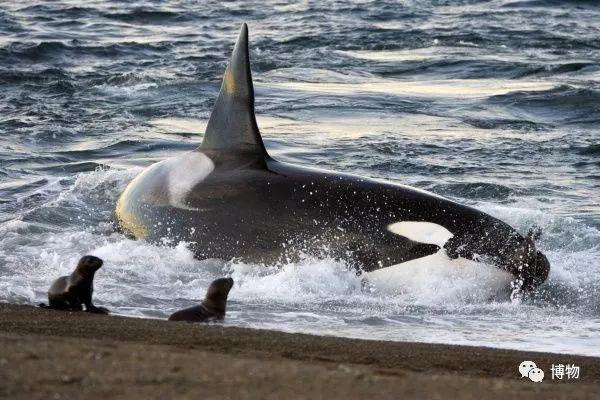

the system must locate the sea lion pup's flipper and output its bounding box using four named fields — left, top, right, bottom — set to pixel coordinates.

left=200, top=23, right=269, bottom=164
left=168, top=277, right=234, bottom=323
left=86, top=305, right=110, bottom=314
left=37, top=302, right=63, bottom=310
